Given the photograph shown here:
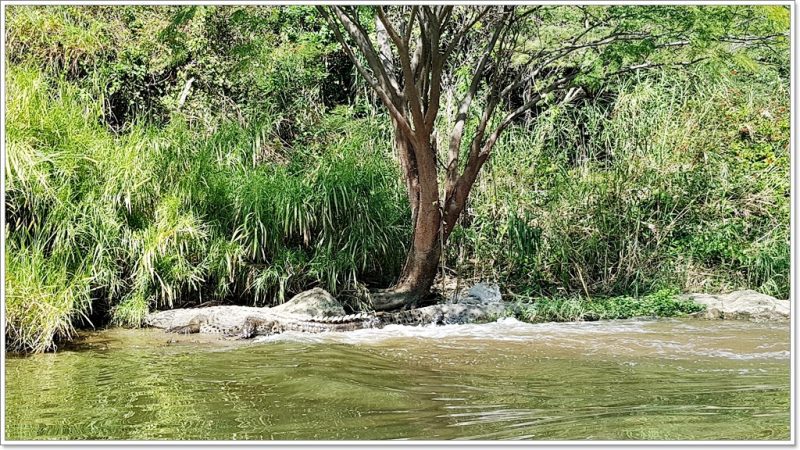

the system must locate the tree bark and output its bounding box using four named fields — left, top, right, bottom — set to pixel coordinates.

left=372, top=135, right=442, bottom=310
left=371, top=216, right=442, bottom=311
